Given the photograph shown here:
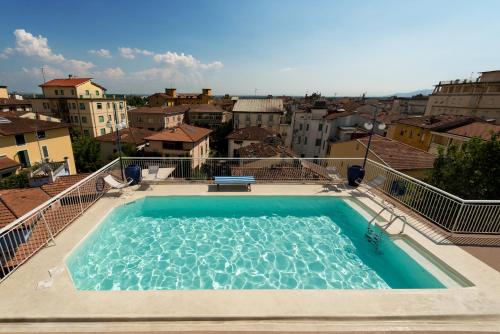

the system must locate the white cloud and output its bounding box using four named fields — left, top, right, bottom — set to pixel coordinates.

left=118, top=47, right=153, bottom=59
left=0, top=47, right=14, bottom=59
left=12, top=29, right=65, bottom=62
left=22, top=65, right=64, bottom=78
left=88, top=48, right=111, bottom=58
left=153, top=51, right=223, bottom=70
left=280, top=67, right=294, bottom=72
left=98, top=67, right=125, bottom=79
